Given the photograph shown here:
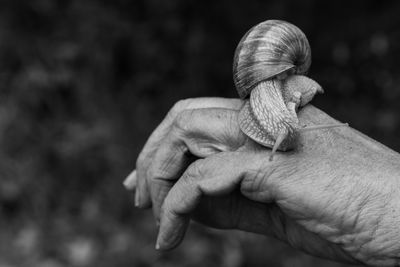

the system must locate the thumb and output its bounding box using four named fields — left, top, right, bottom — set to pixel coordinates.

left=156, top=152, right=251, bottom=250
